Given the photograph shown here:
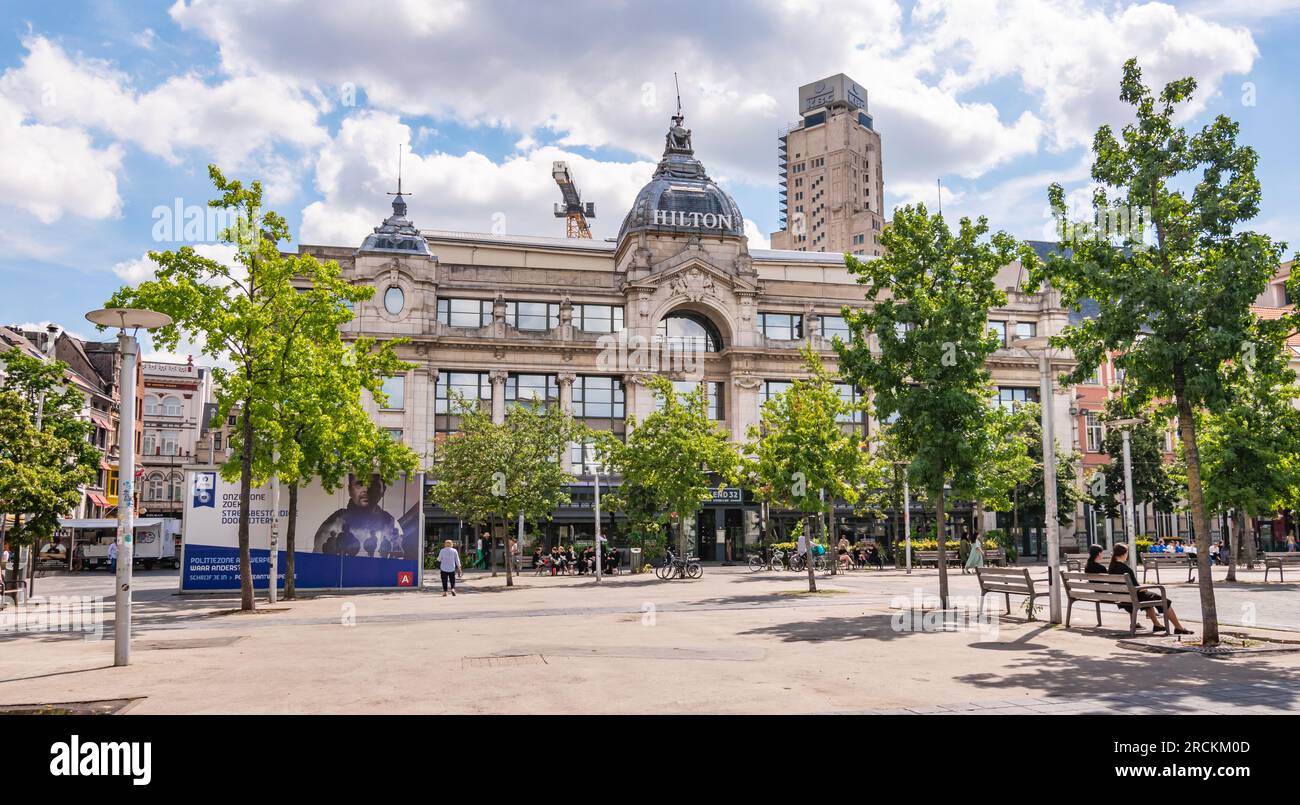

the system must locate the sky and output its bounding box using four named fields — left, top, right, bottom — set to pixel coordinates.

left=2, top=0, right=1299, bottom=361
